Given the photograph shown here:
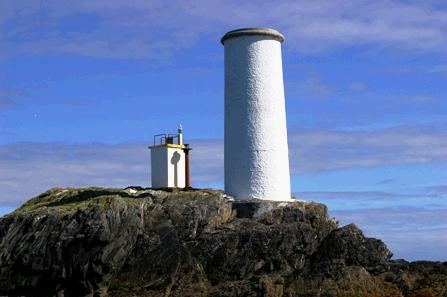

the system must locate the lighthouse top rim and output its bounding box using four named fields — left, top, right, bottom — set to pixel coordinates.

left=220, top=28, right=285, bottom=44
